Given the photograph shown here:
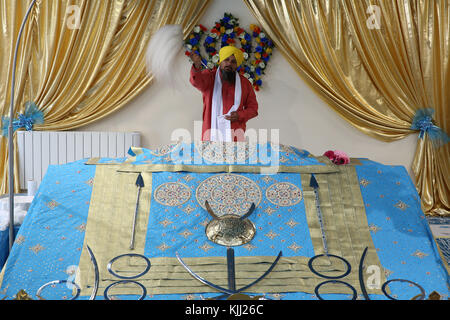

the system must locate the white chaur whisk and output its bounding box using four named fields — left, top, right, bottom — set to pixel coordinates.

left=145, top=24, right=186, bottom=89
